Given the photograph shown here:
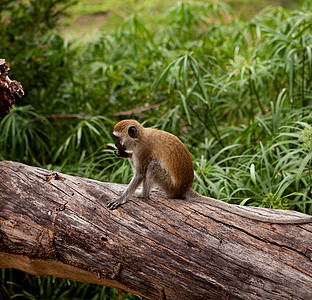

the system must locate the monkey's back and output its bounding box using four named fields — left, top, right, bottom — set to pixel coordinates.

left=145, top=128, right=194, bottom=198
